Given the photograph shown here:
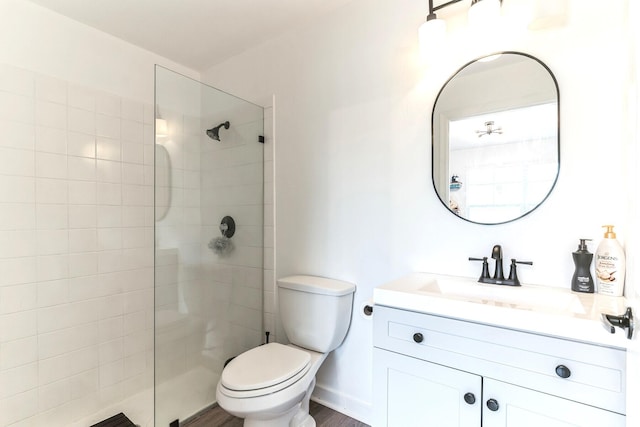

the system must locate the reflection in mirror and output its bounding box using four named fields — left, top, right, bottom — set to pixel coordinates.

left=432, top=52, right=559, bottom=224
